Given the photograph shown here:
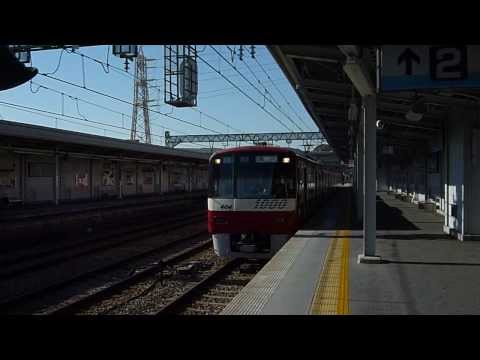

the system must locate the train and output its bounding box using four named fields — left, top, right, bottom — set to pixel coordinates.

left=207, top=145, right=342, bottom=259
